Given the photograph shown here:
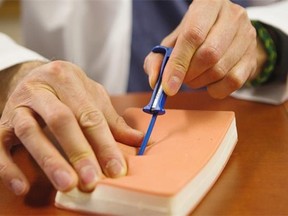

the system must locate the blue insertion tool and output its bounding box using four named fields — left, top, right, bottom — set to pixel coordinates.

left=137, top=45, right=173, bottom=155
